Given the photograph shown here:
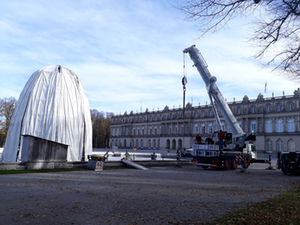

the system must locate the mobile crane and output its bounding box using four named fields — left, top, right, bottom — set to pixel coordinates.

left=183, top=45, right=257, bottom=169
